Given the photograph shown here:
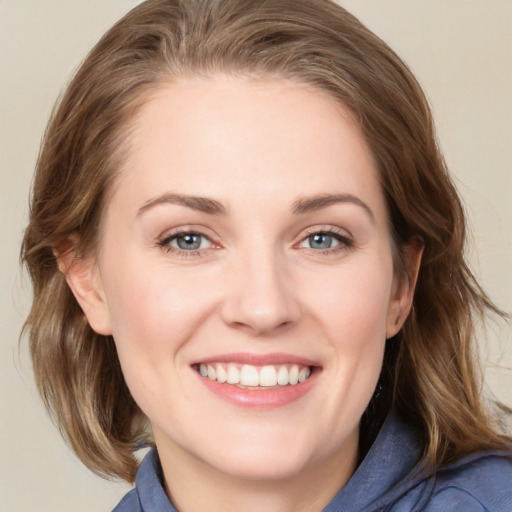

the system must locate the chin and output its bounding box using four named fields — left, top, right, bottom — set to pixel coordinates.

left=205, top=446, right=314, bottom=482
